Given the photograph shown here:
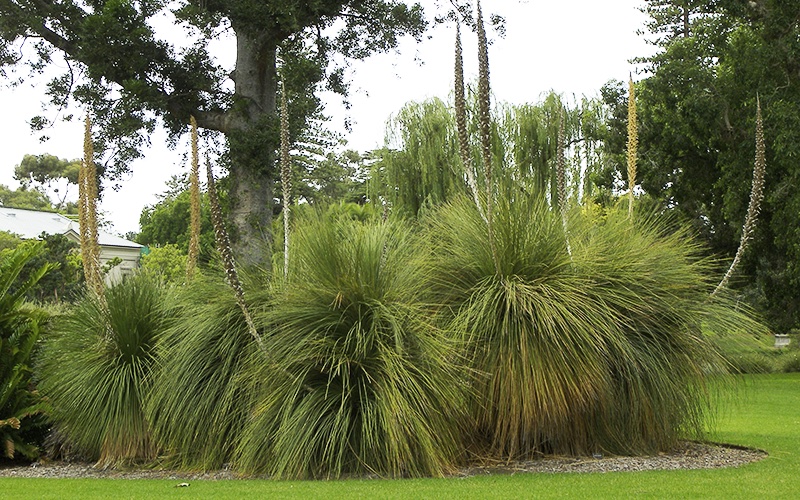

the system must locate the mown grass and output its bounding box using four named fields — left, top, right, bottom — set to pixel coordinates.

left=1, top=373, right=797, bottom=498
